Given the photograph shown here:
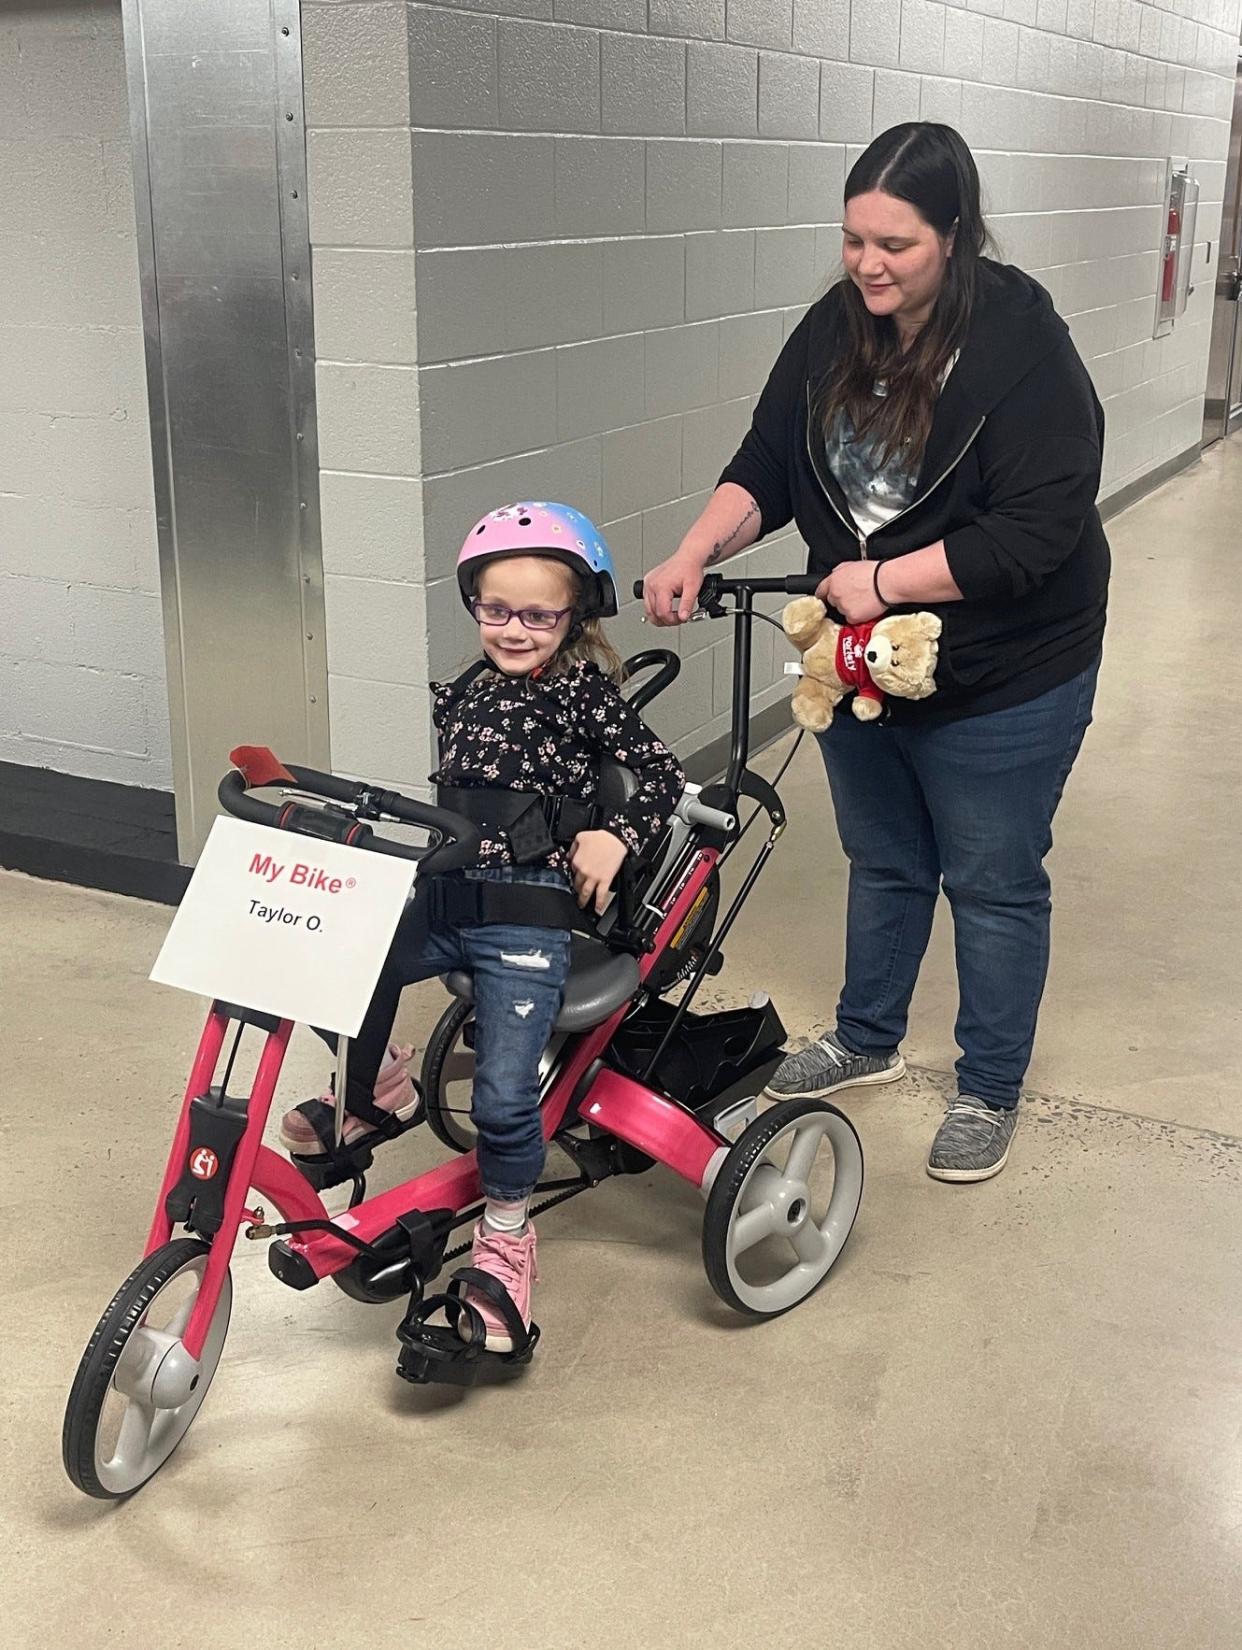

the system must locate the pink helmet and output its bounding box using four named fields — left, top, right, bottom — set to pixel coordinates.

left=456, top=501, right=619, bottom=618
